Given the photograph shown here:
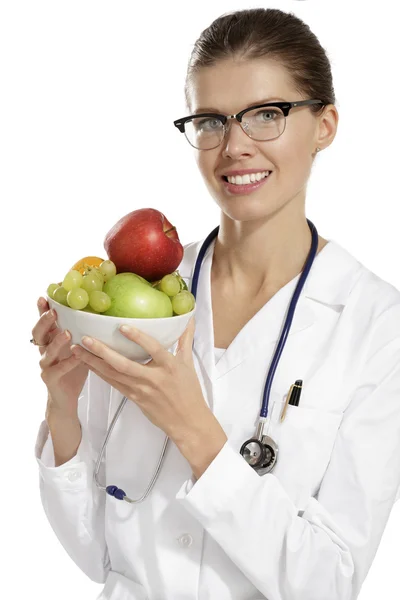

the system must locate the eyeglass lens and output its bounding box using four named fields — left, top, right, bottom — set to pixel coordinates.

left=184, top=105, right=285, bottom=150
